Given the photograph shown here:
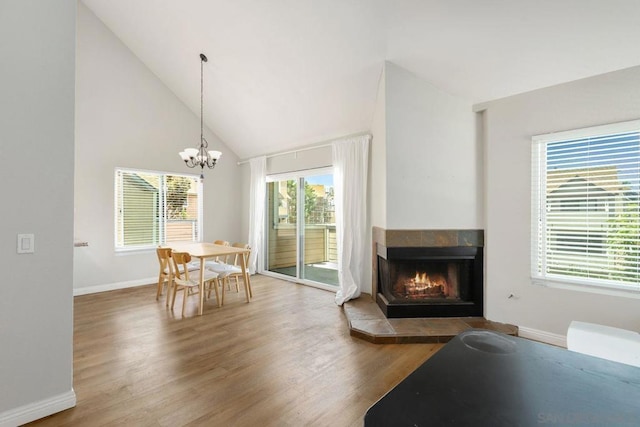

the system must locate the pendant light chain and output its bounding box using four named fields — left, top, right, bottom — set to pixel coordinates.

left=200, top=55, right=204, bottom=148
left=178, top=53, right=222, bottom=178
